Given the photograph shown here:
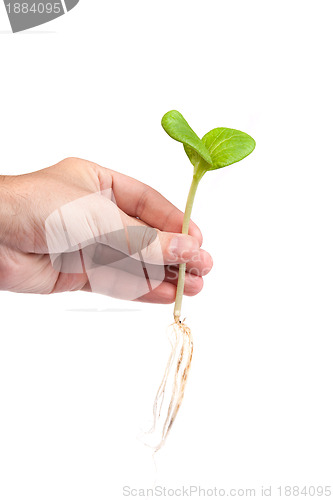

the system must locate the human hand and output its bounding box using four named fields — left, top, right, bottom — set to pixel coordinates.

left=0, top=158, right=213, bottom=303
